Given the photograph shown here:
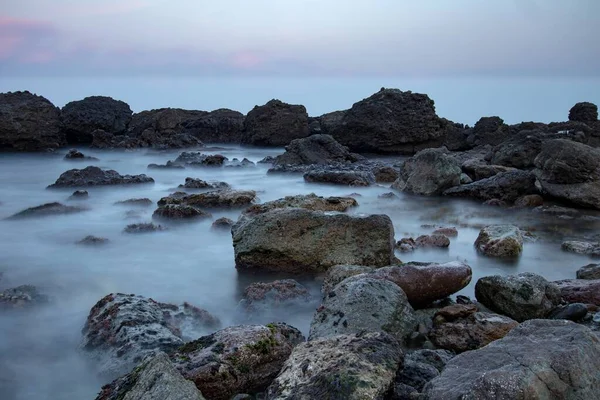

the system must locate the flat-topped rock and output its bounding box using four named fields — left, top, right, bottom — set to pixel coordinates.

left=7, top=202, right=86, bottom=219
left=242, top=193, right=357, bottom=216
left=158, top=190, right=256, bottom=209
left=475, top=225, right=524, bottom=258
left=48, top=166, right=154, bottom=188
